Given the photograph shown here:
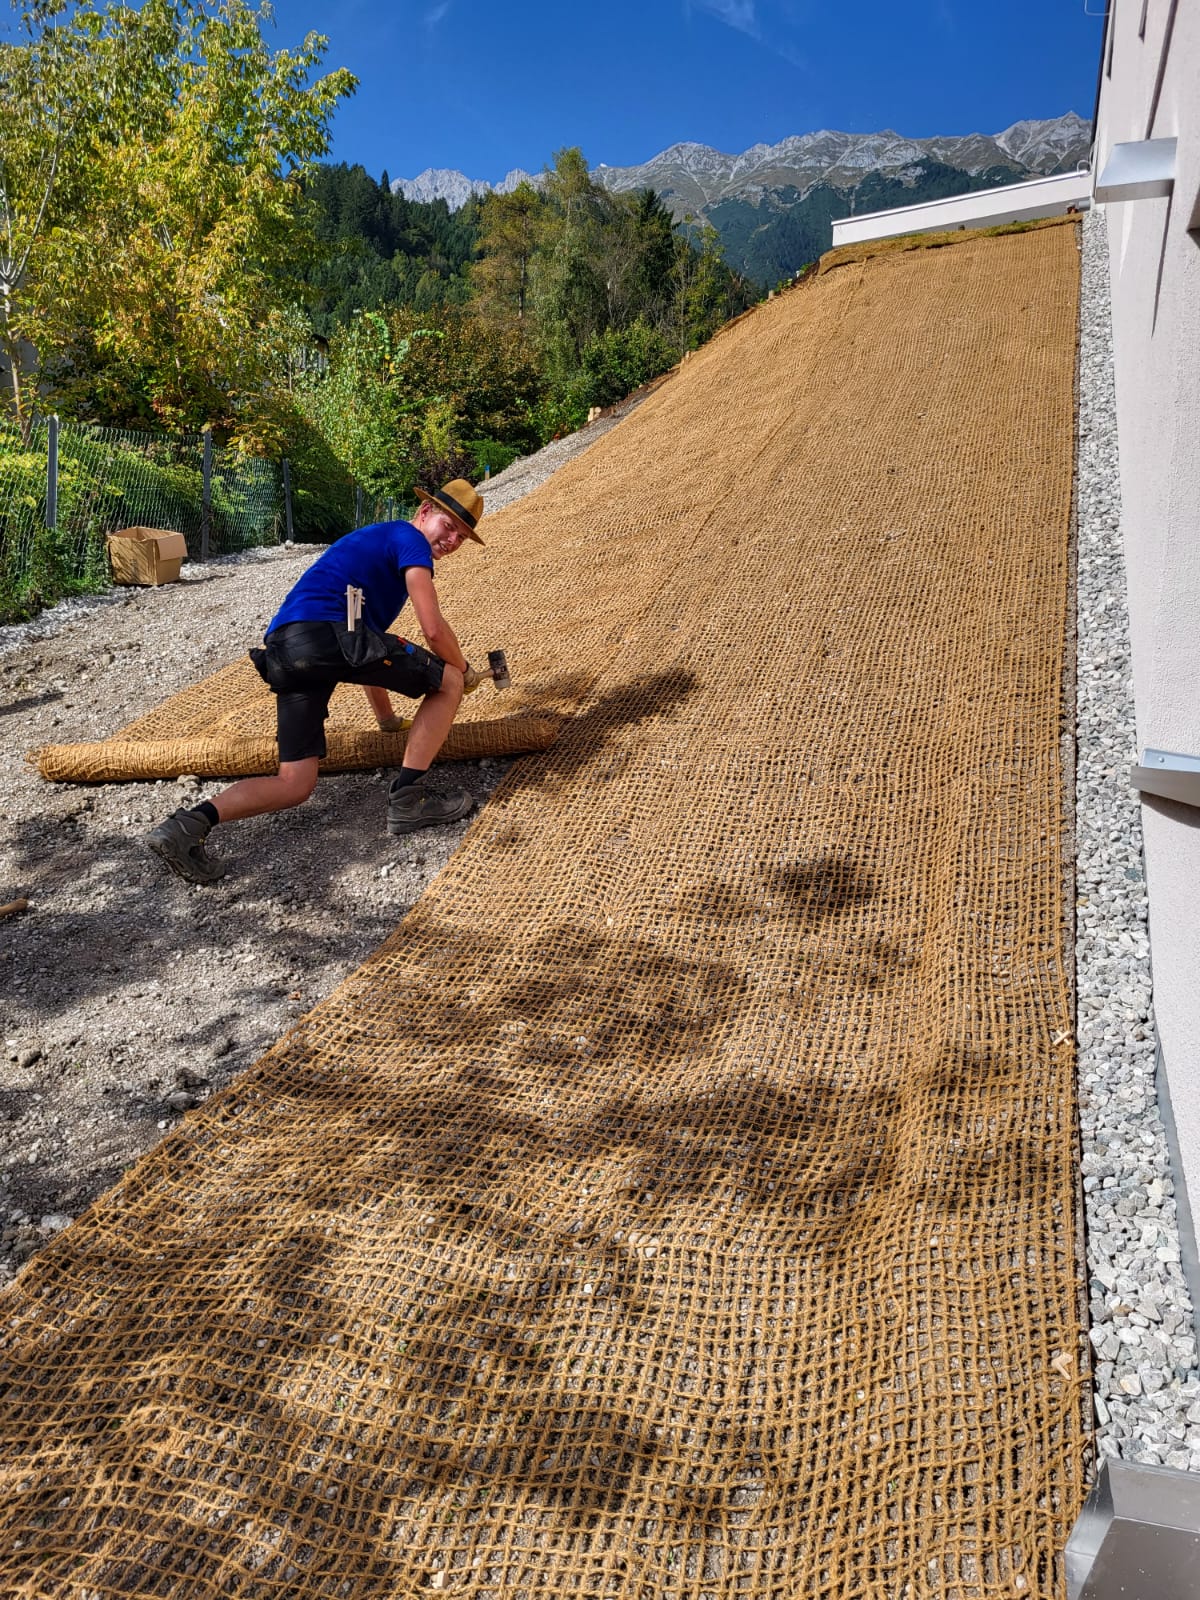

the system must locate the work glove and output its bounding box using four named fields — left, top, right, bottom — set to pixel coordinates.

left=377, top=713, right=412, bottom=733
left=461, top=663, right=486, bottom=694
